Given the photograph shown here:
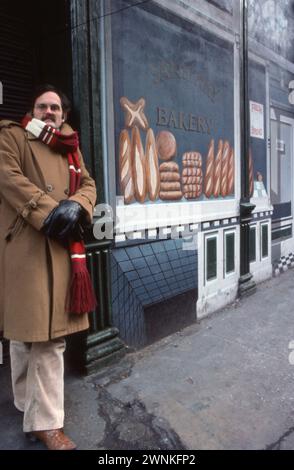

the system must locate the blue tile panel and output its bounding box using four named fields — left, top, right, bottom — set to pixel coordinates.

left=112, top=239, right=197, bottom=300
left=111, top=256, right=146, bottom=348
left=111, top=239, right=197, bottom=347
